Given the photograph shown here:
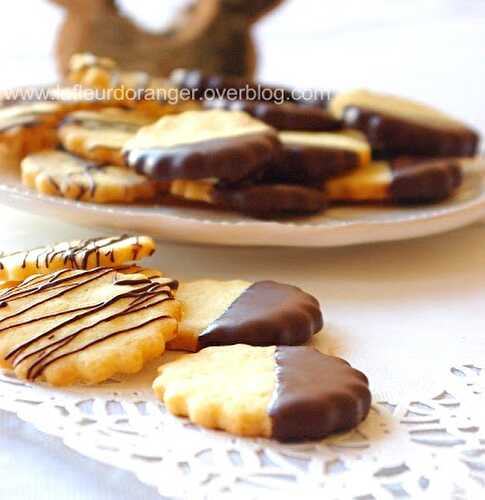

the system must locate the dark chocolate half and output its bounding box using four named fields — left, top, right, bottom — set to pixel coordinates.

left=389, top=156, right=463, bottom=203
left=205, top=99, right=342, bottom=132
left=341, top=106, right=479, bottom=157
left=212, top=183, right=326, bottom=217
left=124, top=131, right=281, bottom=182
left=198, top=281, right=323, bottom=349
left=170, top=69, right=295, bottom=103
left=264, top=143, right=360, bottom=184
left=268, top=346, right=371, bottom=442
